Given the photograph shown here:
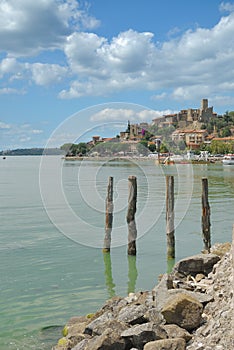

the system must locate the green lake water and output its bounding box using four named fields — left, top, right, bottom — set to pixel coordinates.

left=0, top=156, right=233, bottom=349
